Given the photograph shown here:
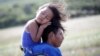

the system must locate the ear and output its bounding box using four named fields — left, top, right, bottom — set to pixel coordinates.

left=48, top=32, right=54, bottom=38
